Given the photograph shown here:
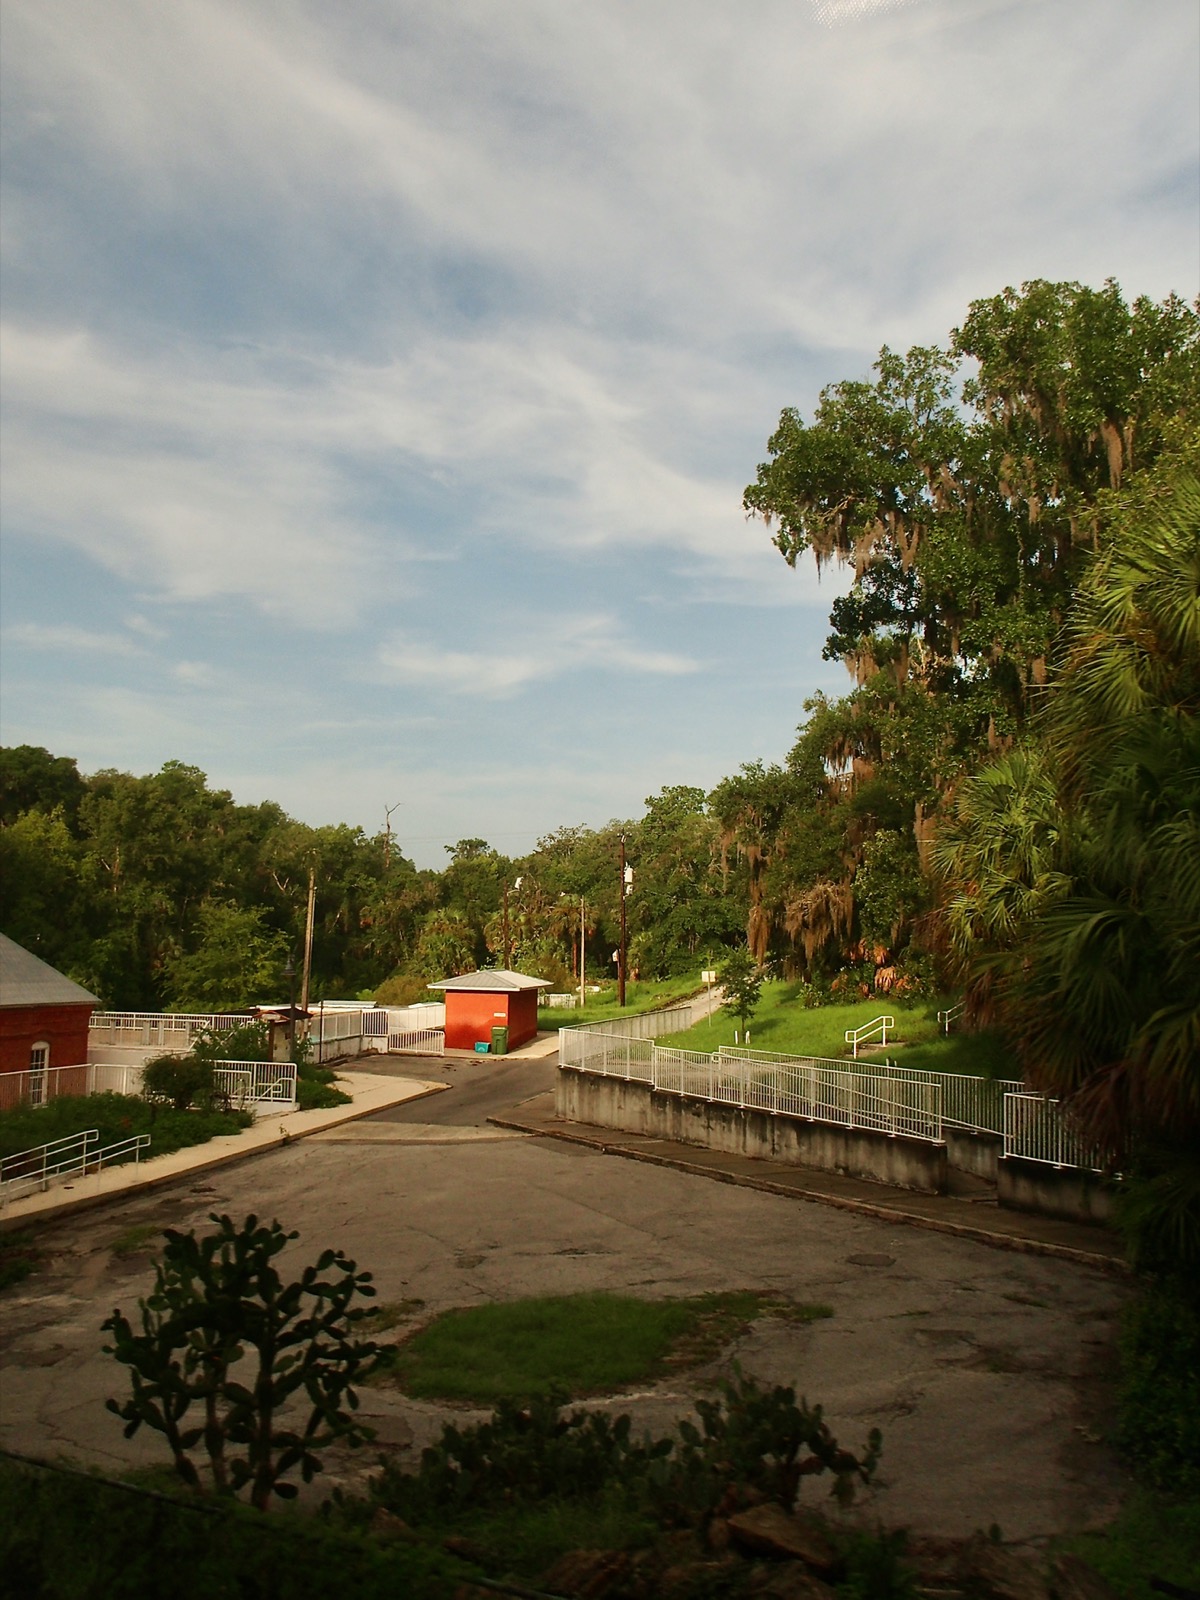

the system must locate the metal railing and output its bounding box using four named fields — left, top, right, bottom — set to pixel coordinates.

left=1, top=1128, right=151, bottom=1206
left=0, top=1063, right=91, bottom=1111
left=1002, top=1093, right=1108, bottom=1172
left=387, top=1028, right=446, bottom=1056
left=717, top=1048, right=1023, bottom=1139
left=88, top=1012, right=252, bottom=1047
left=560, top=1031, right=943, bottom=1144
left=937, top=1002, right=966, bottom=1034
left=211, top=1061, right=297, bottom=1108
left=844, top=1015, right=894, bottom=1058
left=557, top=987, right=726, bottom=1041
